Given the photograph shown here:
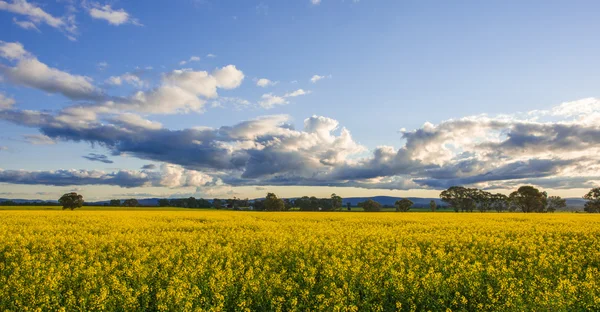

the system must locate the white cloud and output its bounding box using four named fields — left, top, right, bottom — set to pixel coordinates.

left=258, top=93, right=288, bottom=109
left=311, top=0, right=321, bottom=5
left=106, top=72, right=146, bottom=88
left=284, top=89, right=310, bottom=97
left=179, top=55, right=201, bottom=65
left=310, top=74, right=331, bottom=83
left=0, top=146, right=7, bottom=151
left=206, top=53, right=216, bottom=58
left=213, top=65, right=245, bottom=89
left=23, top=134, right=55, bottom=145
left=0, top=42, right=101, bottom=100
left=256, top=78, right=278, bottom=87
left=110, top=113, right=162, bottom=130
left=0, top=0, right=76, bottom=38
left=12, top=17, right=39, bottom=31
left=0, top=41, right=30, bottom=60
left=88, top=3, right=140, bottom=26
left=0, top=92, right=15, bottom=110
left=104, top=65, right=245, bottom=114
